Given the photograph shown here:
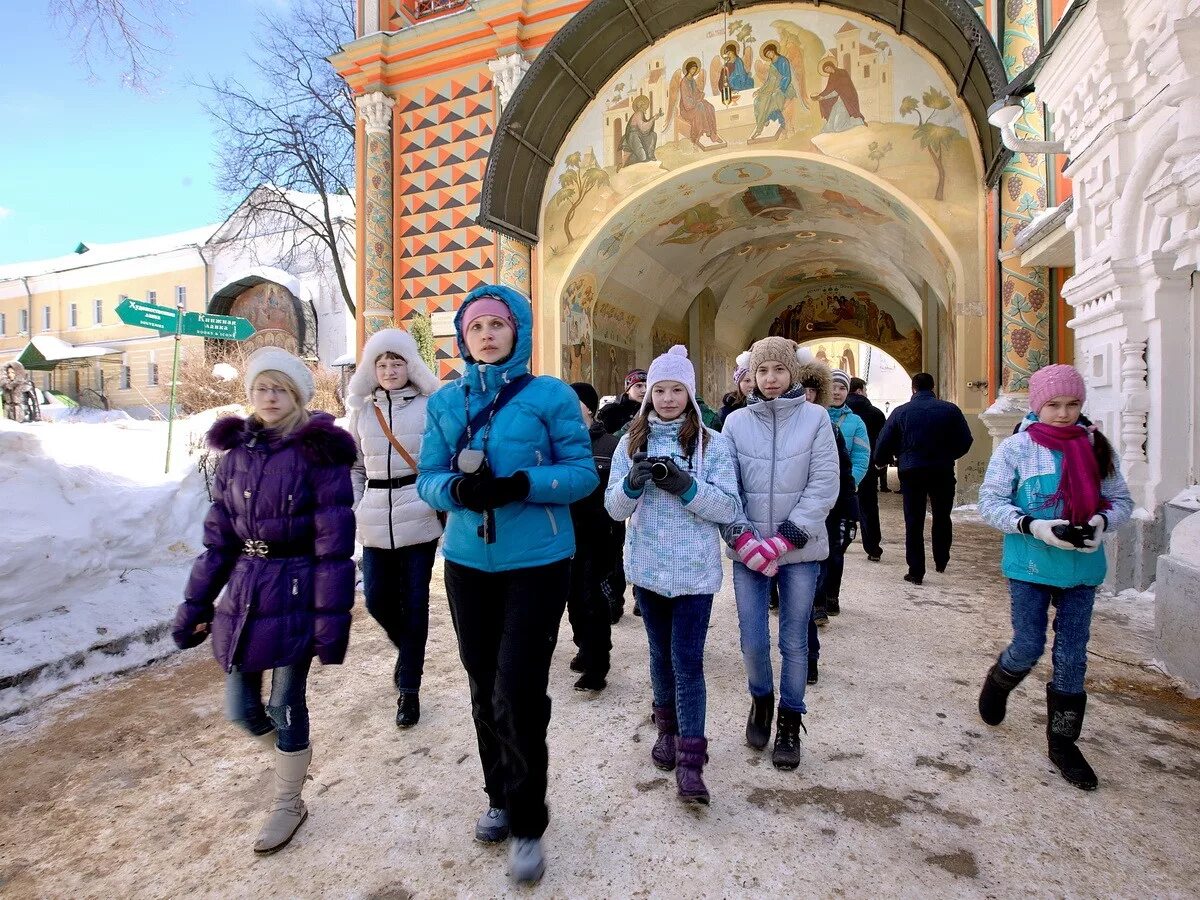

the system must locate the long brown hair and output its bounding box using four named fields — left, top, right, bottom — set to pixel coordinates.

left=626, top=404, right=710, bottom=463
left=1092, top=427, right=1115, bottom=477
